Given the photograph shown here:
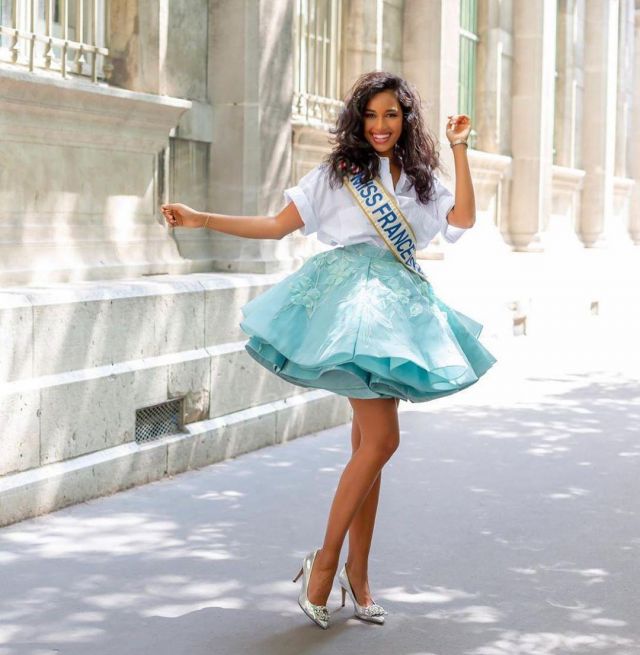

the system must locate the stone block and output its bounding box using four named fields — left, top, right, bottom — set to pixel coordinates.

left=383, top=0, right=404, bottom=64
left=0, top=443, right=167, bottom=527
left=203, top=282, right=273, bottom=346
left=154, top=289, right=206, bottom=354
left=275, top=394, right=352, bottom=444
left=166, top=0, right=209, bottom=102
left=1, top=141, right=152, bottom=218
left=132, top=364, right=169, bottom=413
left=210, top=2, right=253, bottom=106
left=40, top=371, right=136, bottom=464
left=28, top=278, right=205, bottom=377
left=32, top=295, right=153, bottom=377
left=209, top=347, right=304, bottom=418
left=0, top=390, right=40, bottom=476
left=0, top=294, right=32, bottom=383
left=168, top=354, right=211, bottom=423
left=89, top=442, right=169, bottom=497
left=166, top=410, right=277, bottom=475
left=0, top=67, right=190, bottom=286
